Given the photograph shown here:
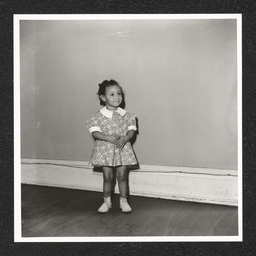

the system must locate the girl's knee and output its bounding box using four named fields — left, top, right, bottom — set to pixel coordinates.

left=116, top=173, right=127, bottom=182
left=102, top=167, right=114, bottom=183
left=103, top=174, right=113, bottom=183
